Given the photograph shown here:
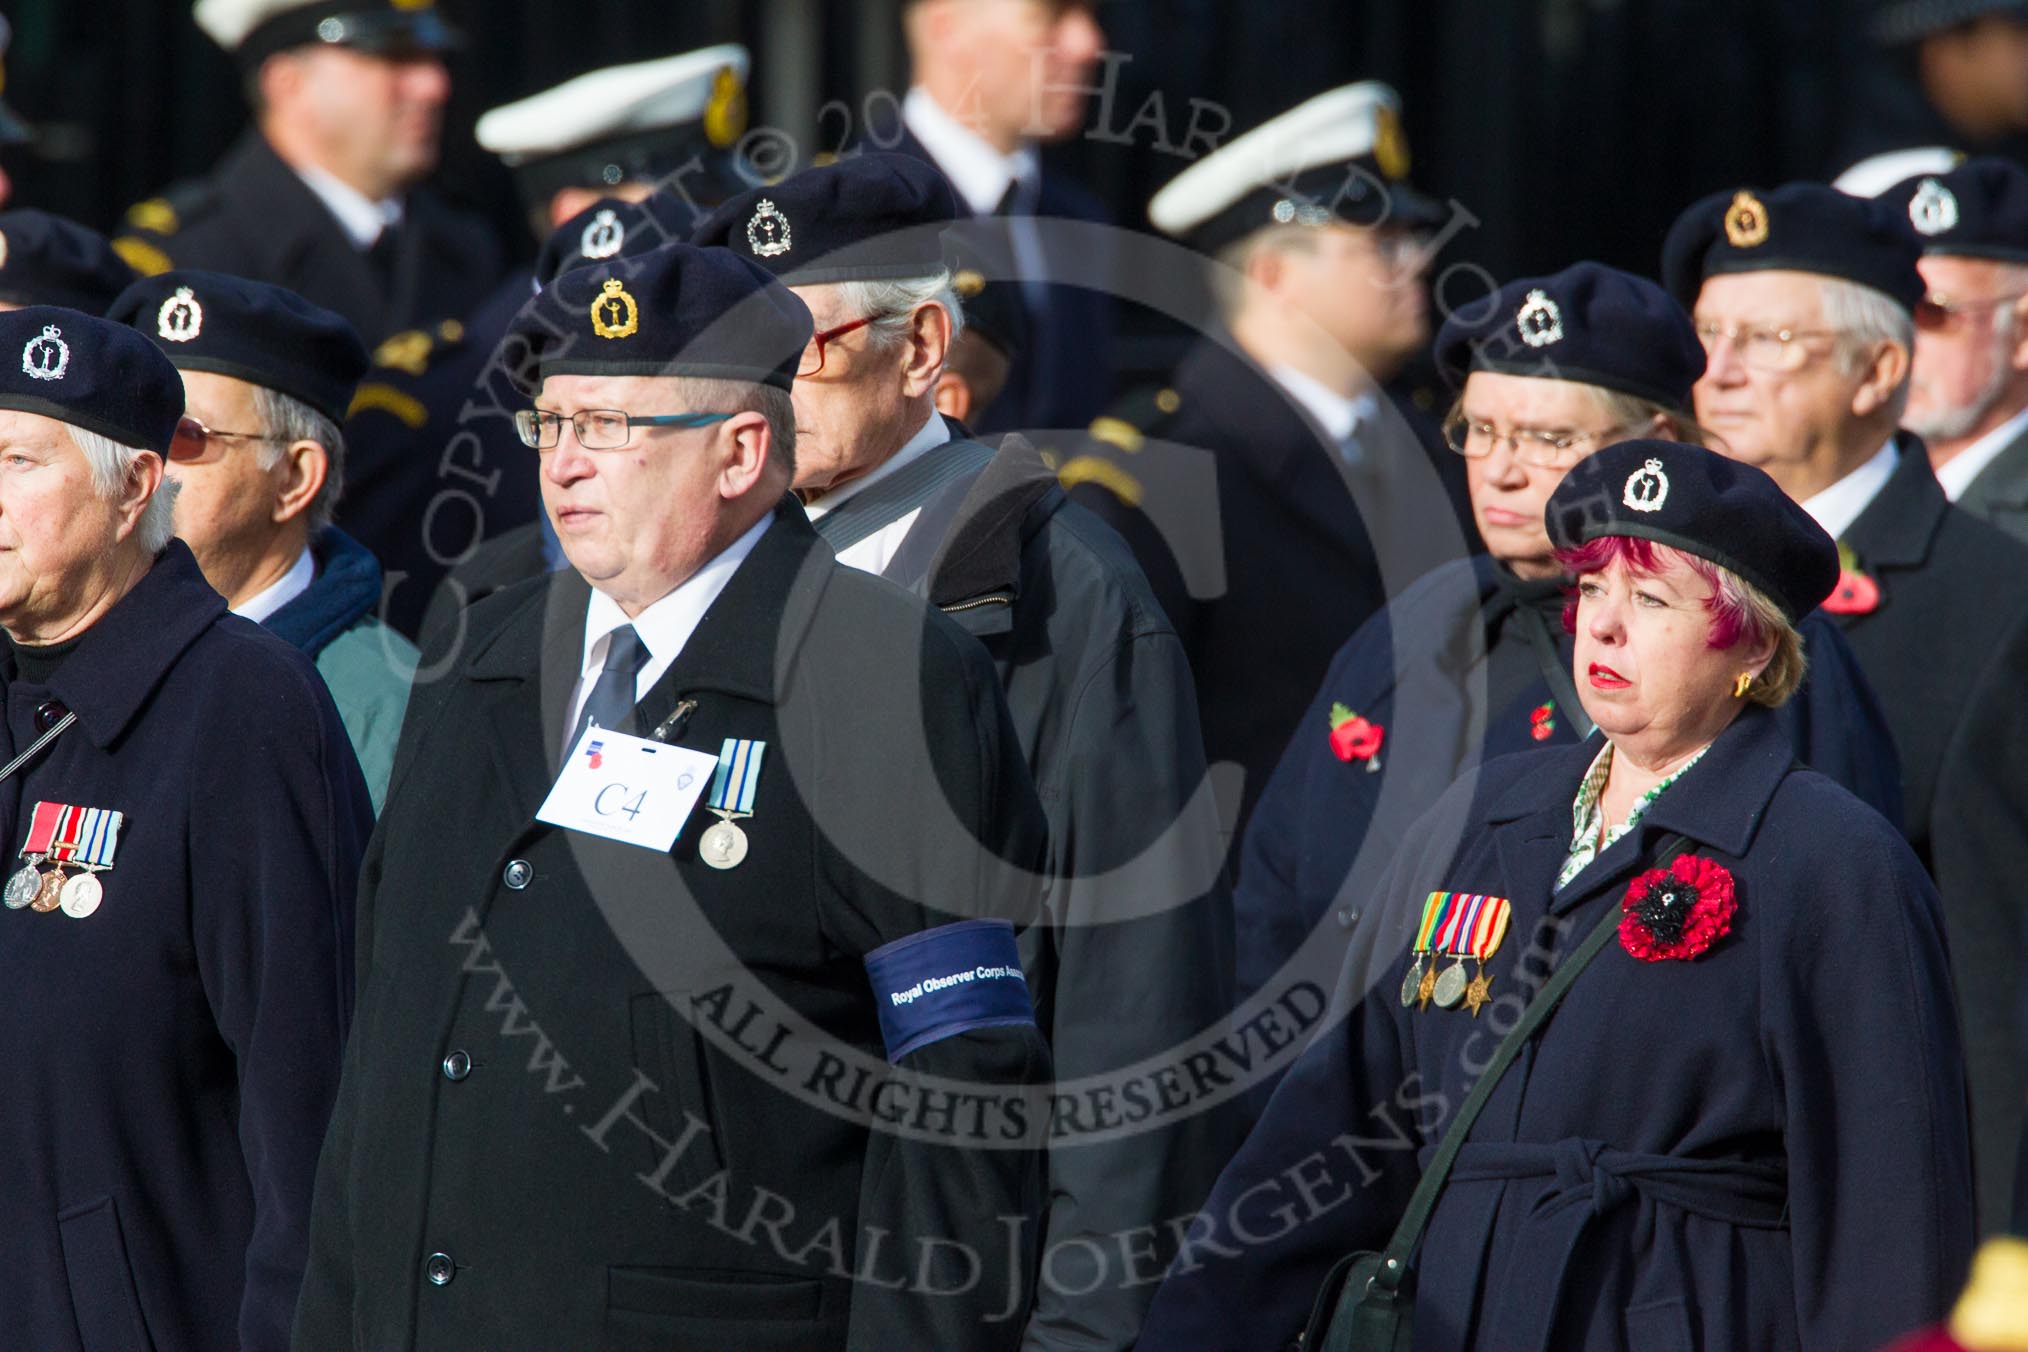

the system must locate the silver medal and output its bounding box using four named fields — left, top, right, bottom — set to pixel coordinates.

left=59, top=871, right=102, bottom=919
left=1399, top=955, right=1425, bottom=1008
left=700, top=818, right=749, bottom=870
left=1432, top=960, right=1468, bottom=1009
left=5, top=863, right=43, bottom=909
